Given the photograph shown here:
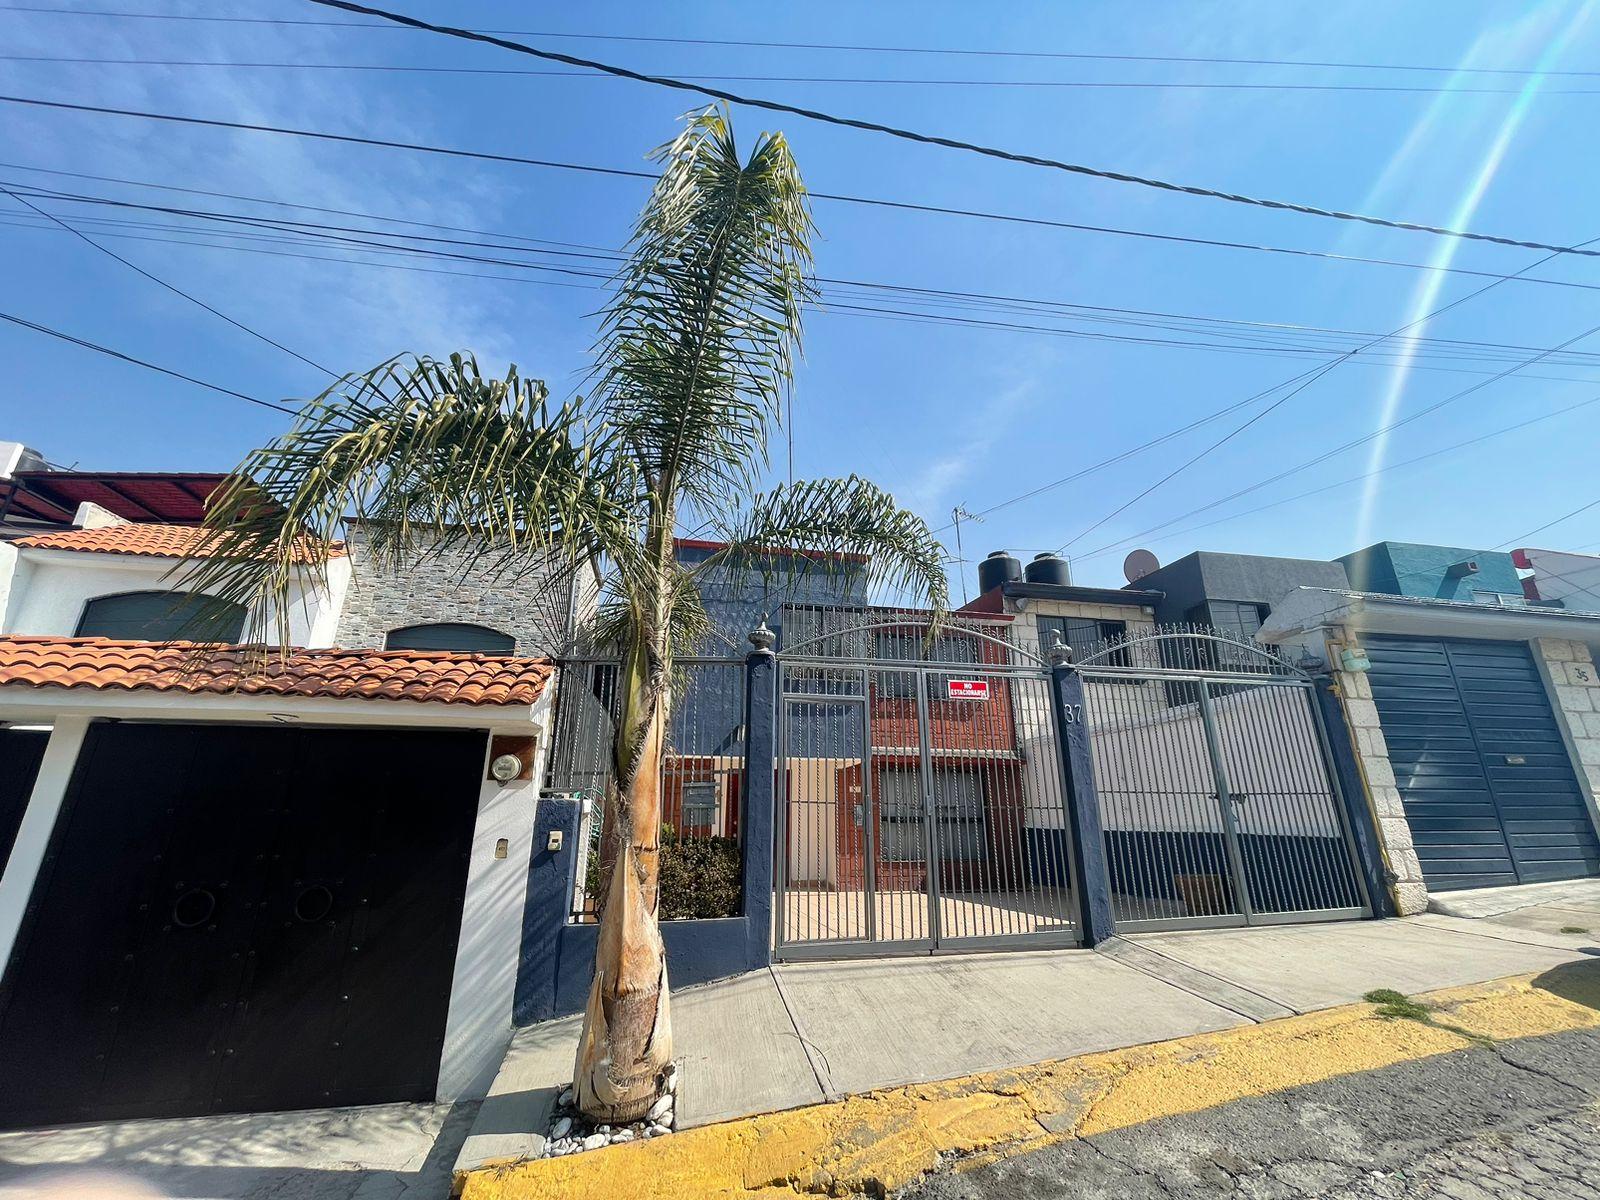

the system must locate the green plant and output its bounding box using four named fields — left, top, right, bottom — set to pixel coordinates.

left=1561, top=926, right=1590, bottom=934
left=658, top=831, right=743, bottom=920
left=1363, top=987, right=1492, bottom=1045
left=179, top=107, right=947, bottom=1124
